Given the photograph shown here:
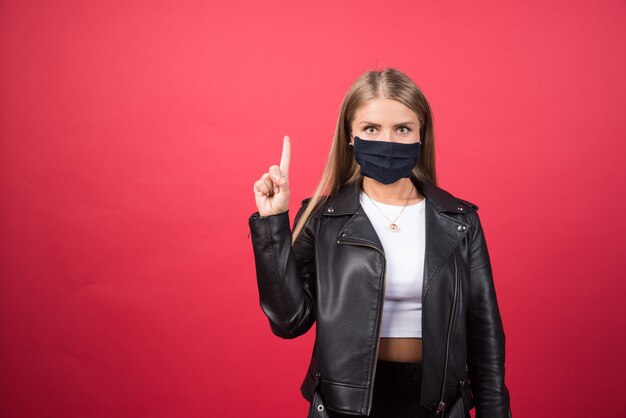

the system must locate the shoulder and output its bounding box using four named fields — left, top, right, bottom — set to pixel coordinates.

left=421, top=180, right=480, bottom=214
left=456, top=196, right=479, bottom=211
left=295, top=197, right=313, bottom=221
left=445, top=192, right=486, bottom=238
left=294, top=196, right=324, bottom=227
